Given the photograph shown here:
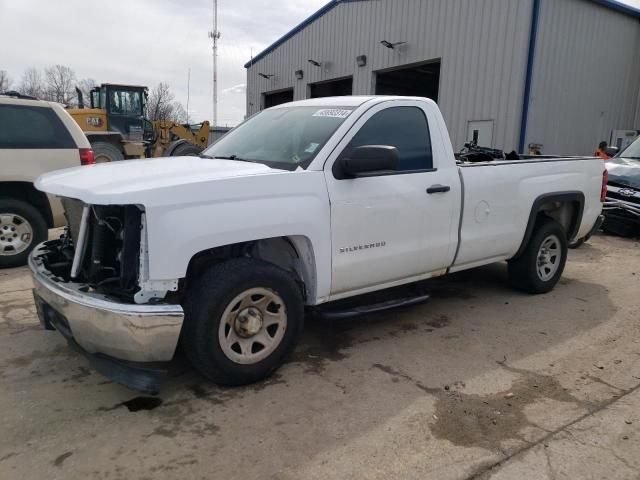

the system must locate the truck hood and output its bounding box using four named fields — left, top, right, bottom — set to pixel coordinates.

left=35, top=156, right=284, bottom=205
